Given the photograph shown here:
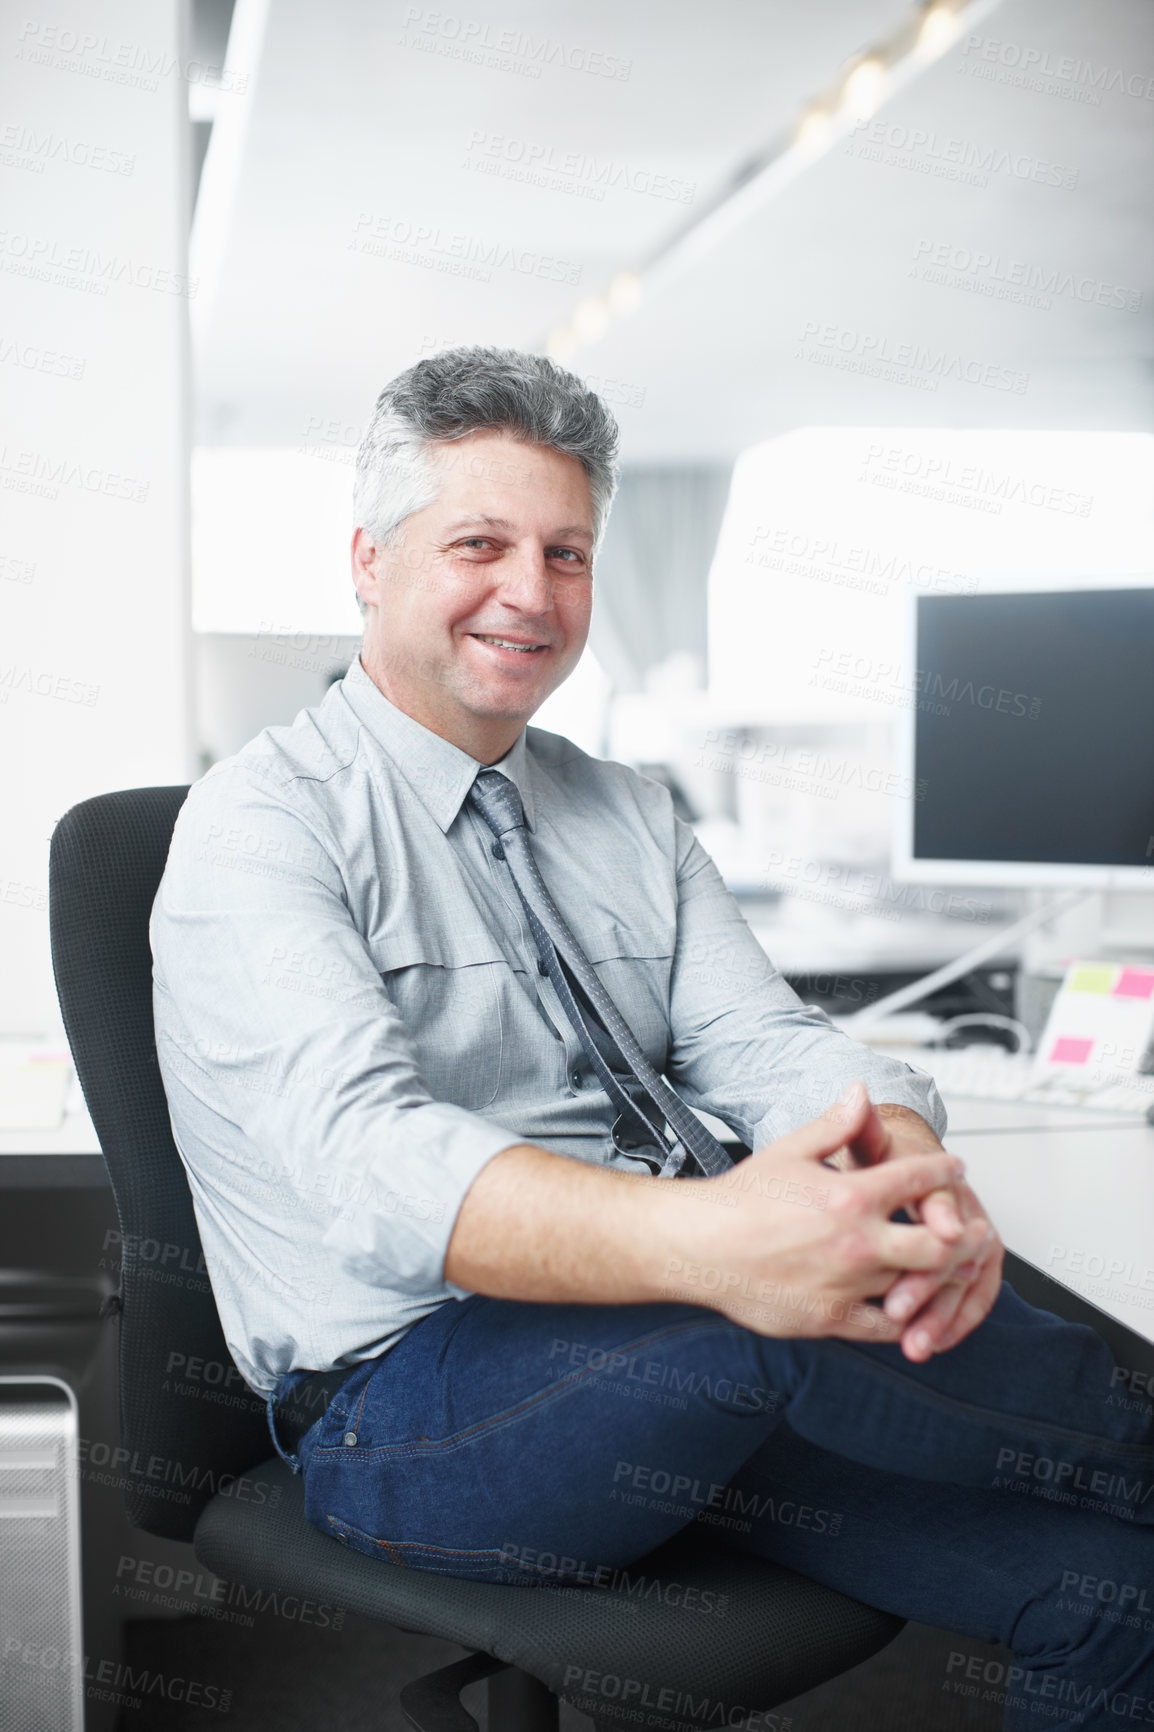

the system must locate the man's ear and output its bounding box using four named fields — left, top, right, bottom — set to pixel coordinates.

left=351, top=527, right=378, bottom=610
